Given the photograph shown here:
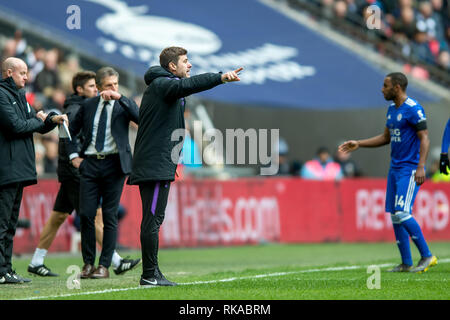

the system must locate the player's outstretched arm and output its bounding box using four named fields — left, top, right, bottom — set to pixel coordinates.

left=338, top=140, right=360, bottom=153
left=339, top=128, right=391, bottom=154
